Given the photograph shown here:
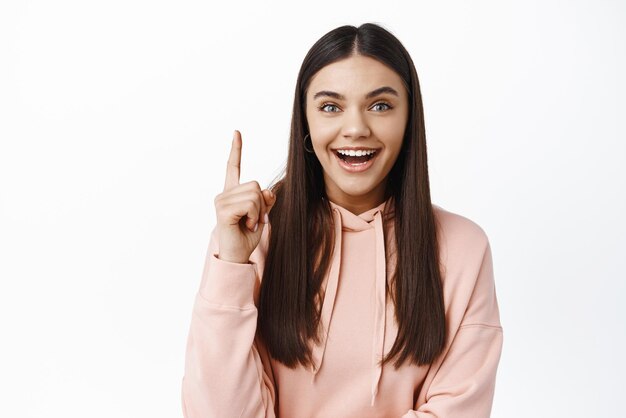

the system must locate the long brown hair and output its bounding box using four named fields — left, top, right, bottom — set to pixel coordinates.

left=259, top=23, right=446, bottom=369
